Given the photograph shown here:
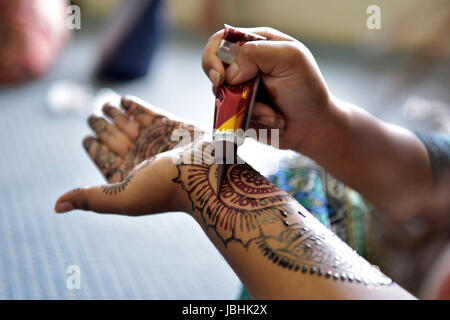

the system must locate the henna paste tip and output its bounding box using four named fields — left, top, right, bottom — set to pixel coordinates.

left=216, top=164, right=226, bottom=195
left=82, top=136, right=95, bottom=151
